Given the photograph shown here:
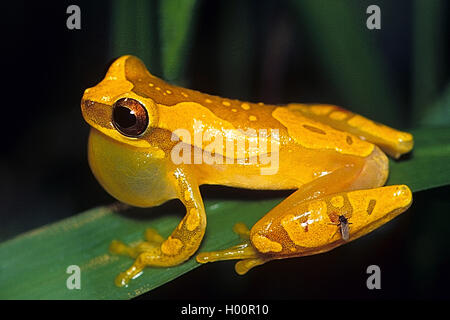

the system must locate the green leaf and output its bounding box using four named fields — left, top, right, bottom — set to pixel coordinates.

left=388, top=127, right=450, bottom=191
left=0, top=201, right=277, bottom=300
left=419, top=83, right=450, bottom=127
left=159, top=0, right=198, bottom=82
left=411, top=0, right=445, bottom=126
left=1, top=127, right=449, bottom=299
left=289, top=0, right=402, bottom=126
